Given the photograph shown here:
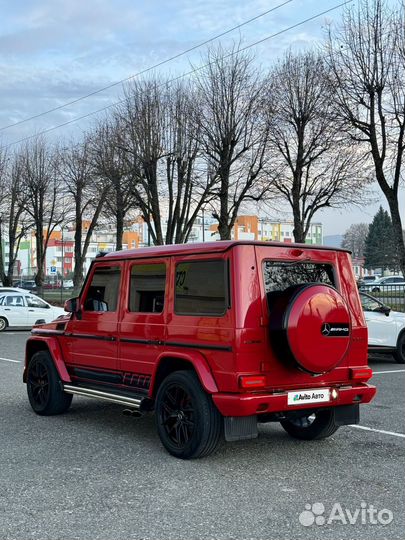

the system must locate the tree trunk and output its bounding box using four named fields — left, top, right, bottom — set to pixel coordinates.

left=116, top=210, right=124, bottom=251
left=386, top=194, right=405, bottom=276
left=0, top=255, right=7, bottom=284
left=293, top=218, right=305, bottom=243
left=35, top=226, right=45, bottom=295
left=292, top=193, right=305, bottom=243
left=218, top=220, right=232, bottom=240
